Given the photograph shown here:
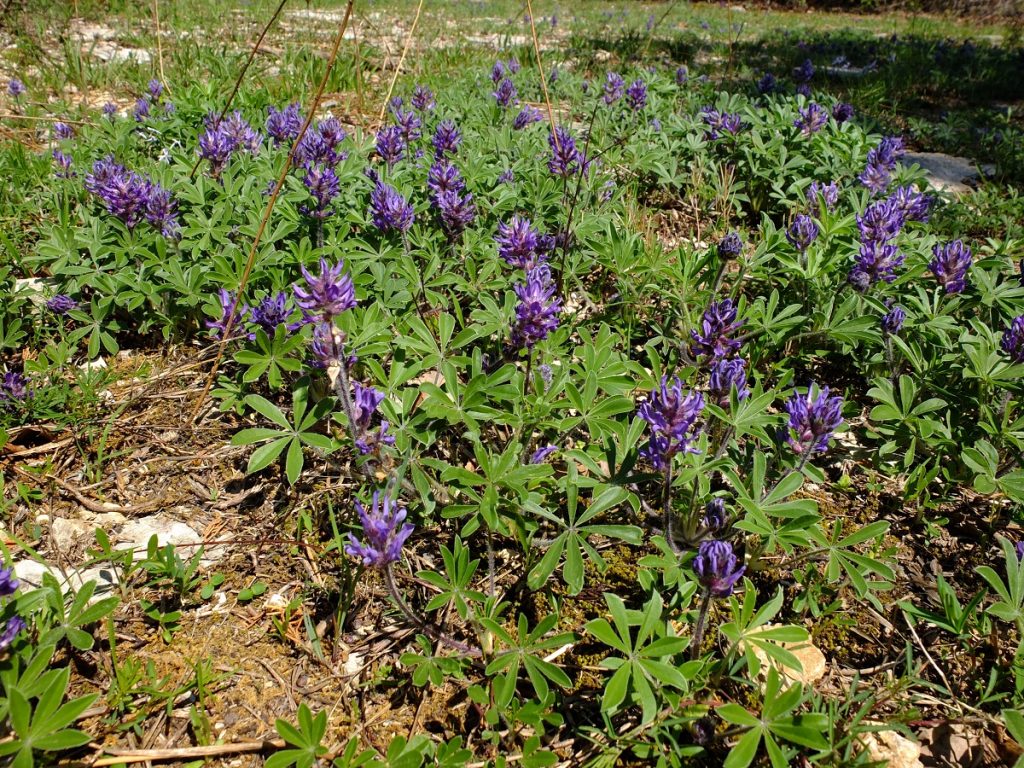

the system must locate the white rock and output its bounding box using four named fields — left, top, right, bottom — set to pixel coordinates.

left=747, top=626, right=827, bottom=686
left=860, top=729, right=923, bottom=768
left=13, top=559, right=118, bottom=602
left=117, top=515, right=214, bottom=562
left=49, top=518, right=97, bottom=551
